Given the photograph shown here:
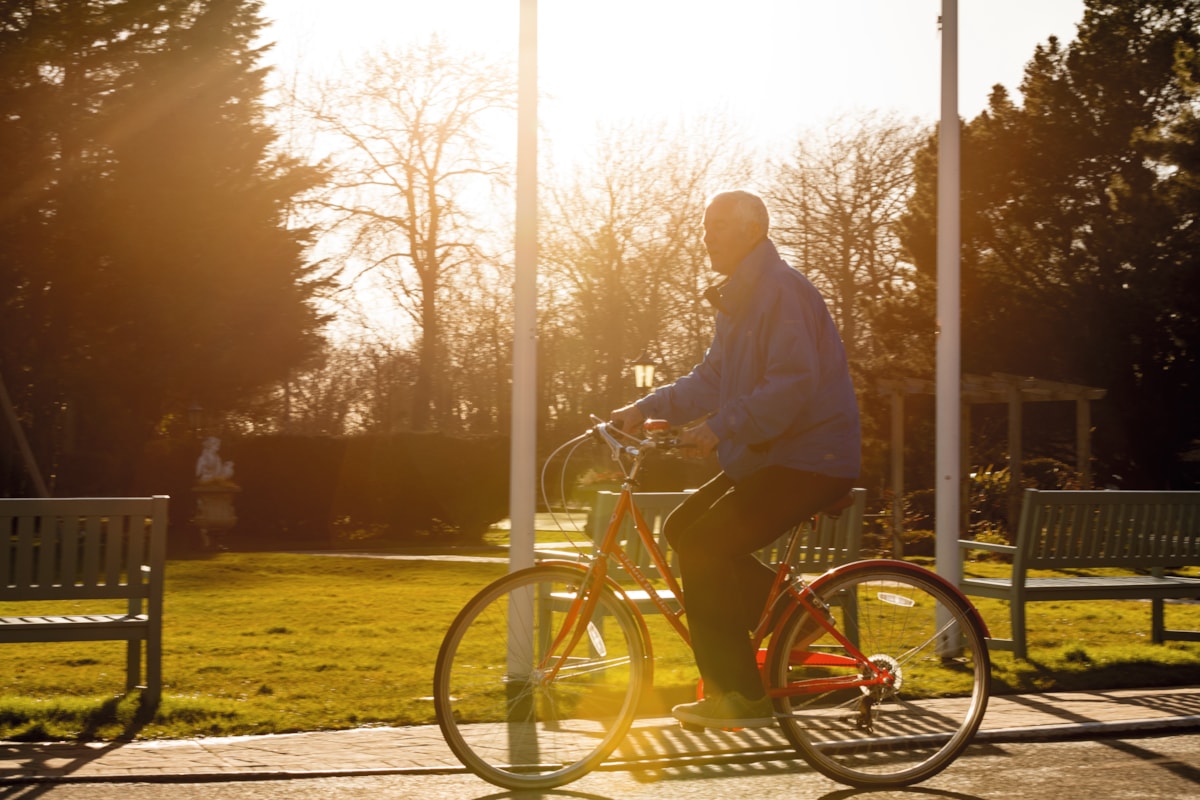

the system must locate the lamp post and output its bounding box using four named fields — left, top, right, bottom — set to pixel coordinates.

left=631, top=350, right=657, bottom=390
